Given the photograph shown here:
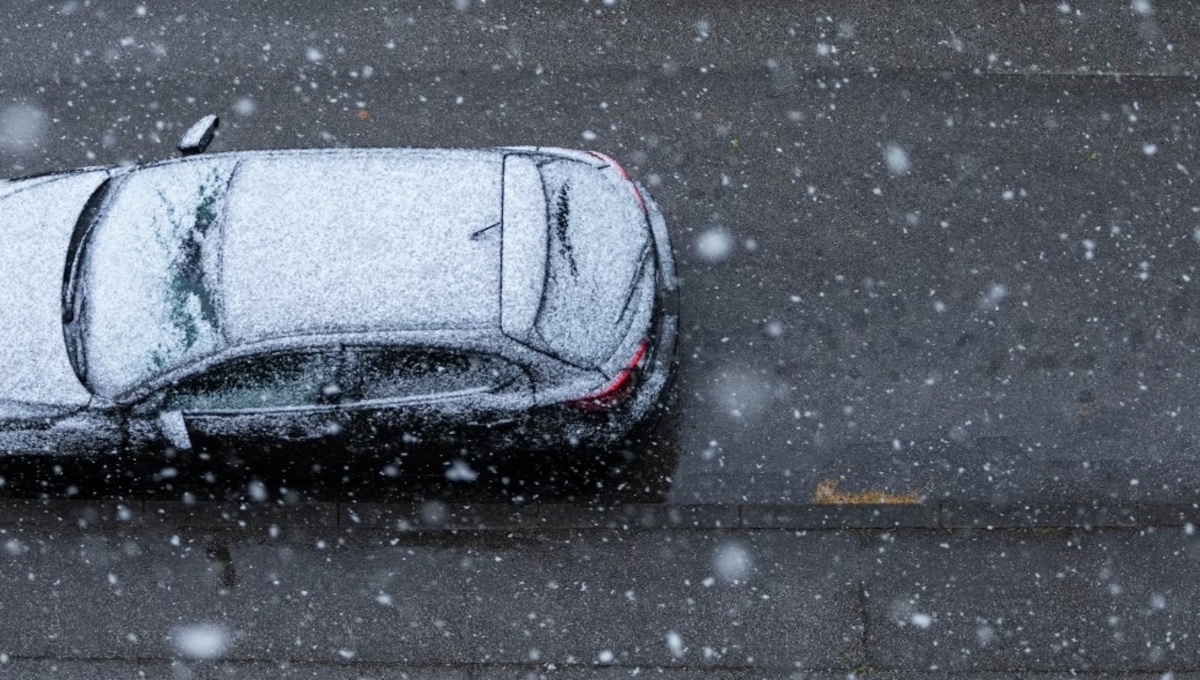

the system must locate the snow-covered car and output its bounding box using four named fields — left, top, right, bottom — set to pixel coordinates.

left=0, top=142, right=677, bottom=459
